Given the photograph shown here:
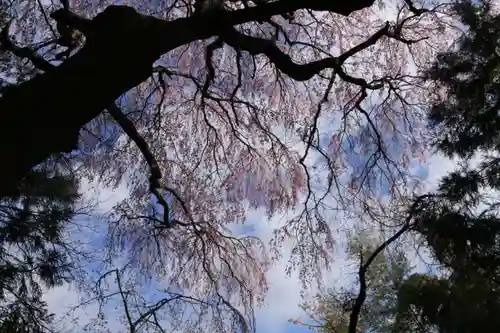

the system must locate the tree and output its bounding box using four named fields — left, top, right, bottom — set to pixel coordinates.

left=0, top=0, right=452, bottom=198
left=0, top=1, right=377, bottom=193
left=0, top=162, right=81, bottom=332
left=0, top=0, right=461, bottom=331
left=292, top=229, right=413, bottom=333
left=402, top=1, right=500, bottom=331
left=294, top=193, right=500, bottom=333
left=294, top=2, right=500, bottom=333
